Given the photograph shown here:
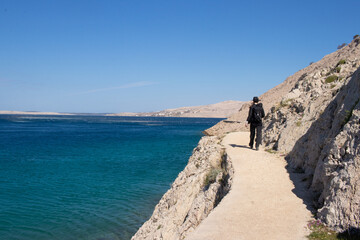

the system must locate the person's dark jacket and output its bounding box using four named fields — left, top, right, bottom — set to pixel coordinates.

left=247, top=103, right=265, bottom=126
